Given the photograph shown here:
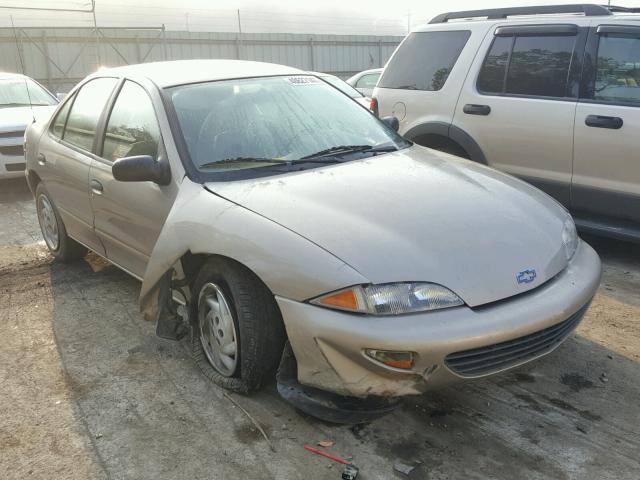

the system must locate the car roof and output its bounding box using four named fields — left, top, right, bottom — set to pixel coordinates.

left=414, top=12, right=640, bottom=31
left=94, top=59, right=303, bottom=88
